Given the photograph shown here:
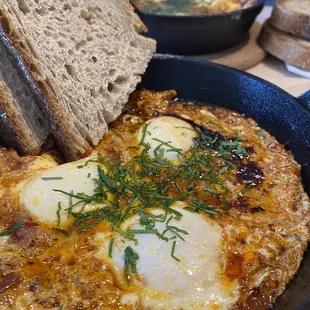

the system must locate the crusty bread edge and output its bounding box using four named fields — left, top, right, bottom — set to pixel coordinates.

left=258, top=22, right=310, bottom=70
left=270, top=1, right=310, bottom=40
left=0, top=94, right=40, bottom=155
